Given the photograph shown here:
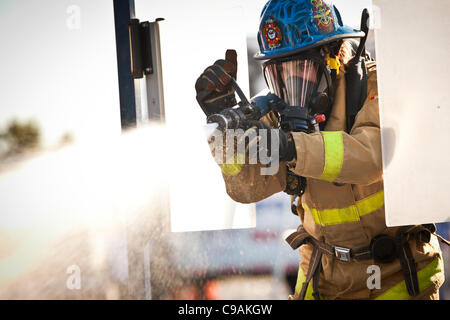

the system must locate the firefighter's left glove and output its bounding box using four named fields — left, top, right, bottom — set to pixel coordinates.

left=195, top=49, right=238, bottom=116
left=240, top=120, right=296, bottom=163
